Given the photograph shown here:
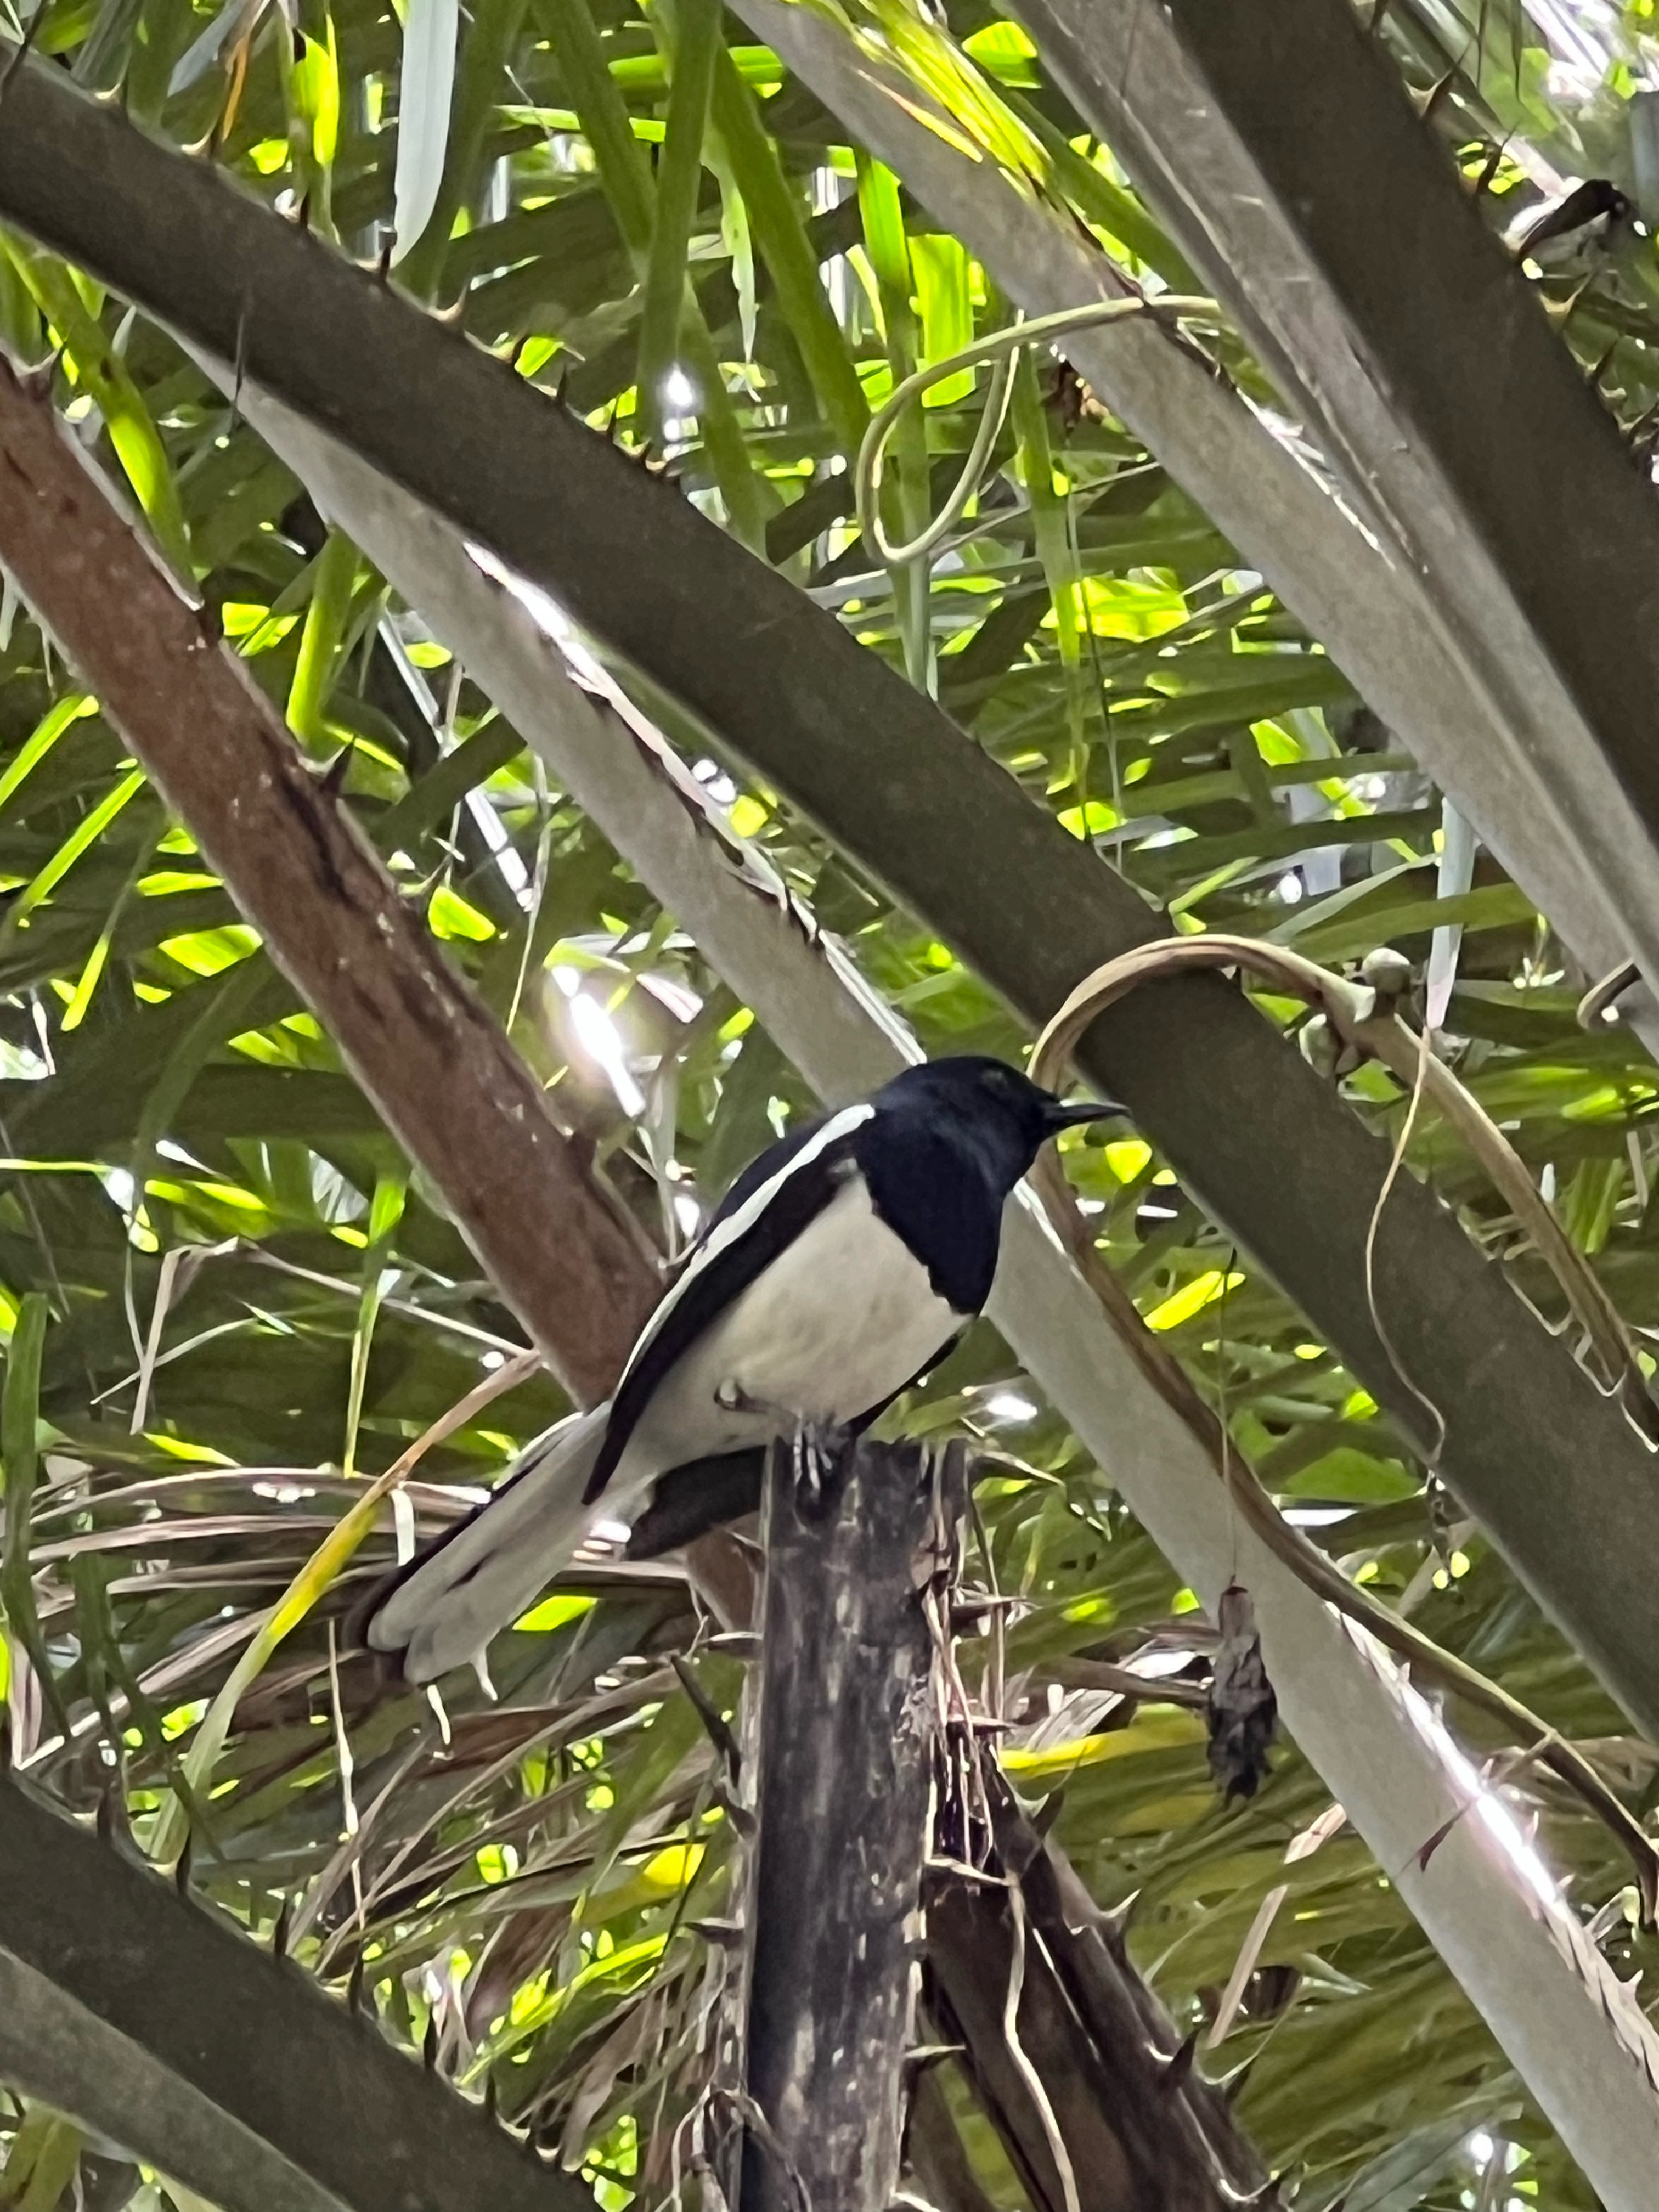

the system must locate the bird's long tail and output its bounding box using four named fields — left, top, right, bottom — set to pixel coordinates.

left=362, top=1404, right=612, bottom=1685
